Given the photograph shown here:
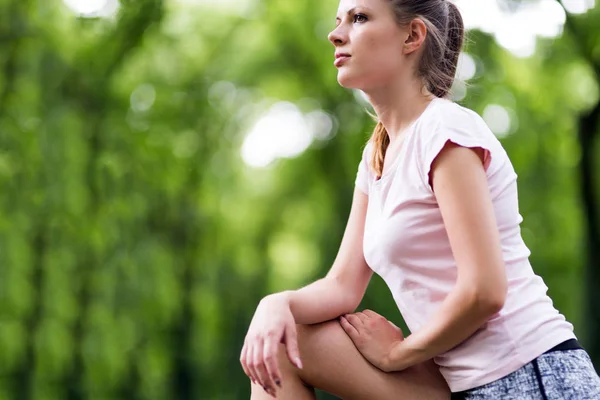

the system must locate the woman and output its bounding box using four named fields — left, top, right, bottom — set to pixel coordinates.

left=240, top=0, right=600, bottom=398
